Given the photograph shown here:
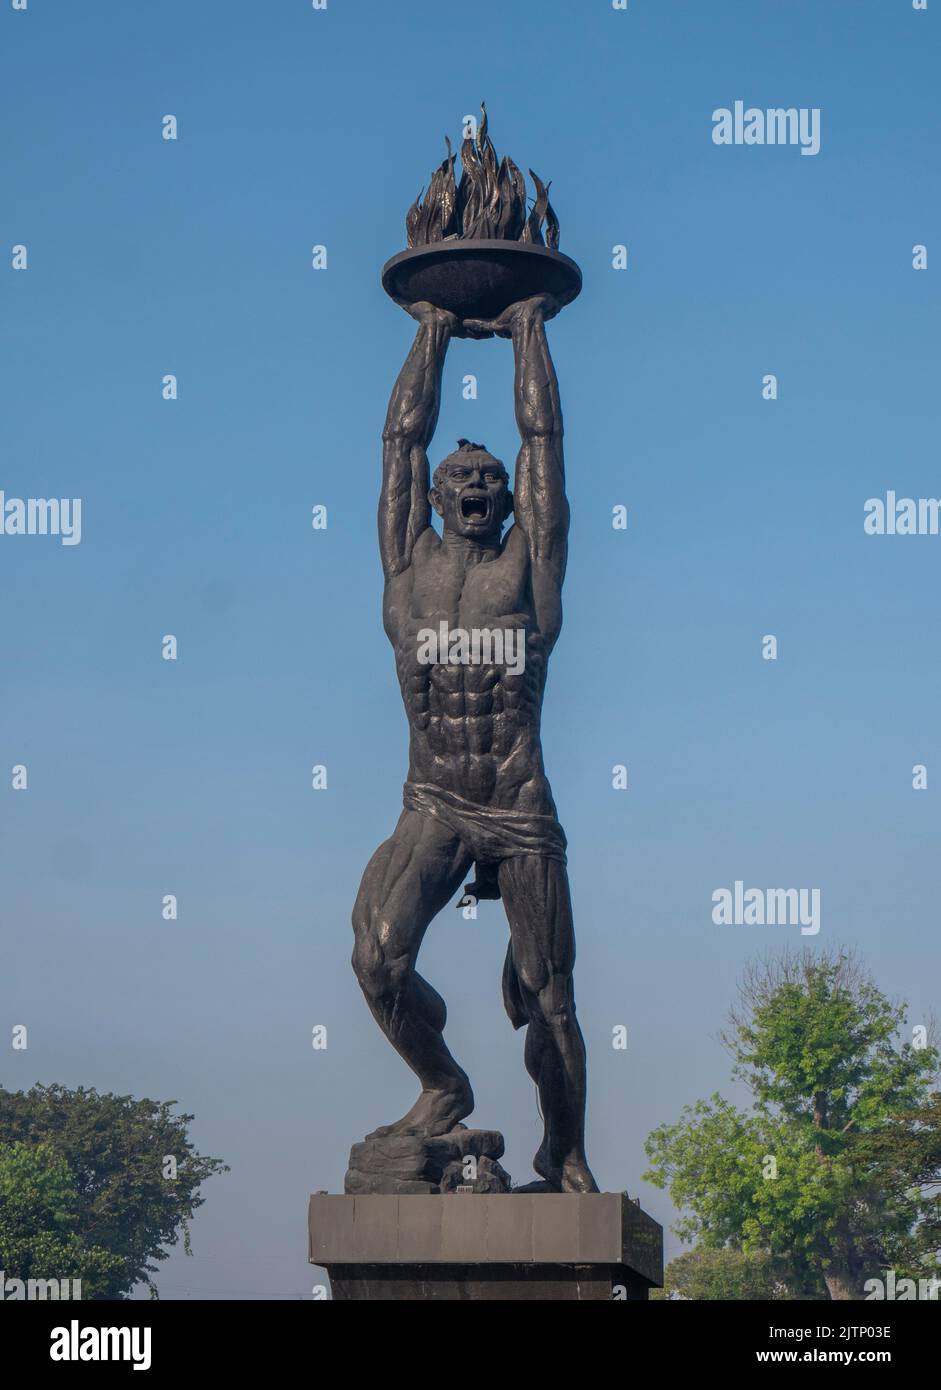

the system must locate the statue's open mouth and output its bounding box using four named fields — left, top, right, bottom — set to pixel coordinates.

left=461, top=495, right=490, bottom=521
